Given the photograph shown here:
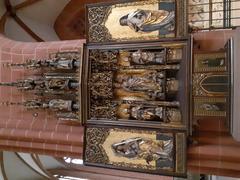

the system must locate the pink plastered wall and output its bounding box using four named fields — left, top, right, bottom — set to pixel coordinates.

left=193, top=29, right=236, bottom=51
